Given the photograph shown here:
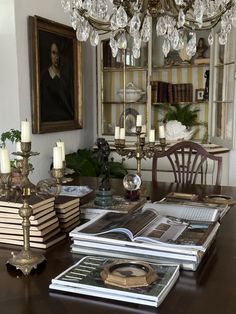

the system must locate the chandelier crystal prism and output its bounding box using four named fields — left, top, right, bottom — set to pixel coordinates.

left=61, top=0, right=236, bottom=59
